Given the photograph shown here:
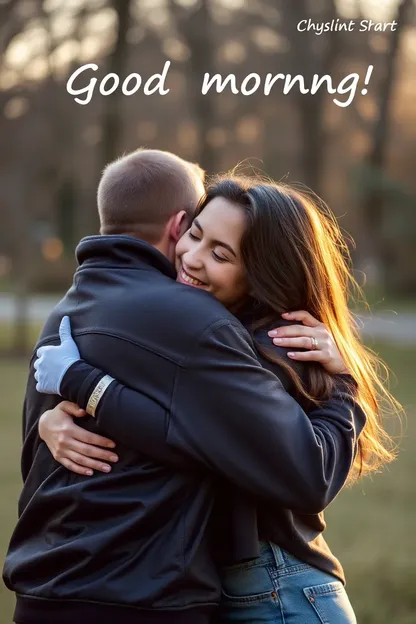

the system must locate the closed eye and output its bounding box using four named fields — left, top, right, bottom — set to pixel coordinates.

left=212, top=251, right=229, bottom=263
left=188, top=231, right=200, bottom=241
